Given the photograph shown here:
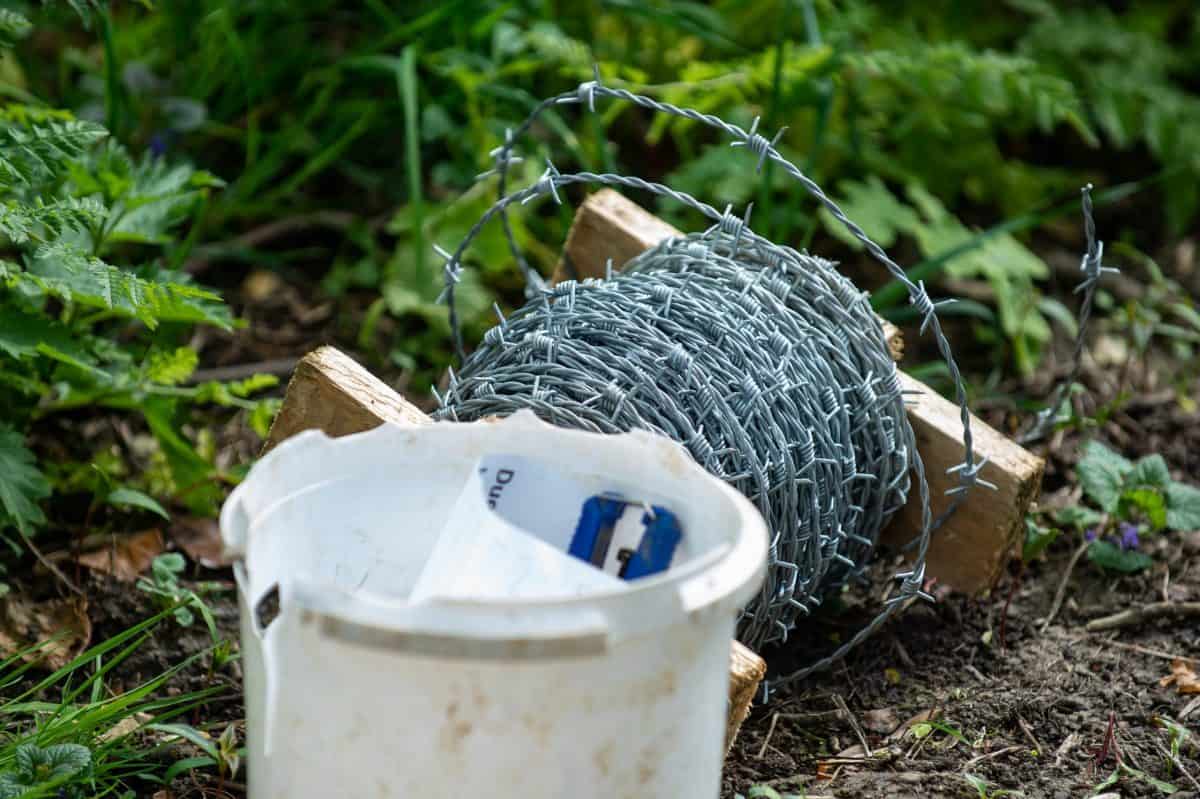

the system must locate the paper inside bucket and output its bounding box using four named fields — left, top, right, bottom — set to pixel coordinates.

left=409, top=454, right=681, bottom=602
